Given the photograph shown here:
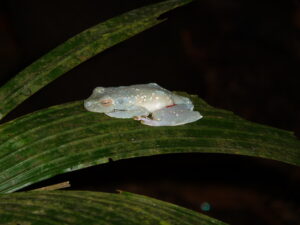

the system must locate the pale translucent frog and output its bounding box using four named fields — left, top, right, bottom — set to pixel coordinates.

left=84, top=83, right=202, bottom=126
